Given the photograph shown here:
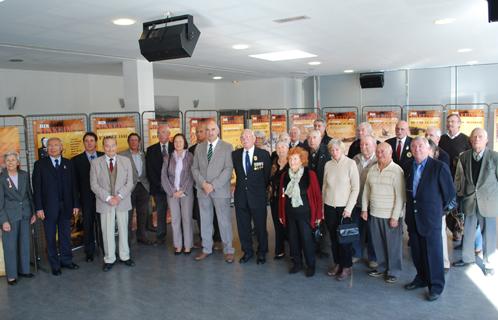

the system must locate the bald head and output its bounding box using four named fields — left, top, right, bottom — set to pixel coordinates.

left=395, top=121, right=409, bottom=140
left=205, top=119, right=220, bottom=143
